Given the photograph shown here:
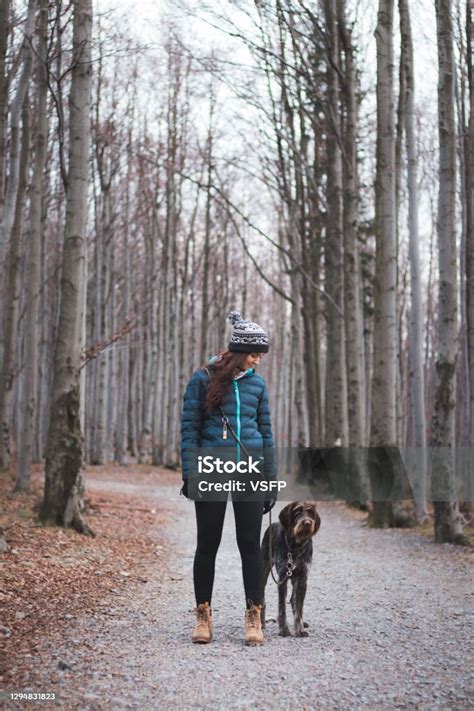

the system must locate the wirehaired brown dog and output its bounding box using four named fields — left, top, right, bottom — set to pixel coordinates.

left=261, top=501, right=321, bottom=637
